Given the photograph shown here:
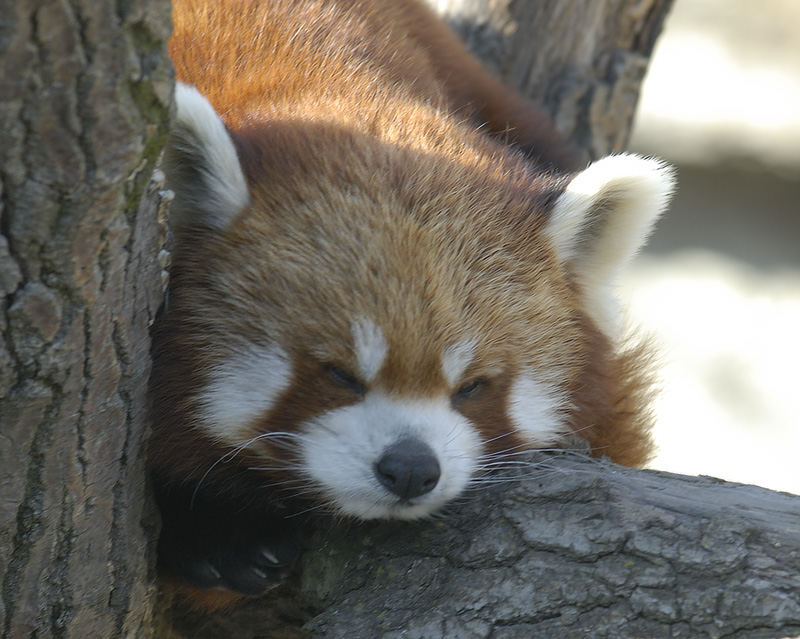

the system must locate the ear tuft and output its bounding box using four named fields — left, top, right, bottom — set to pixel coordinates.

left=164, top=83, right=250, bottom=230
left=547, top=153, right=676, bottom=334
